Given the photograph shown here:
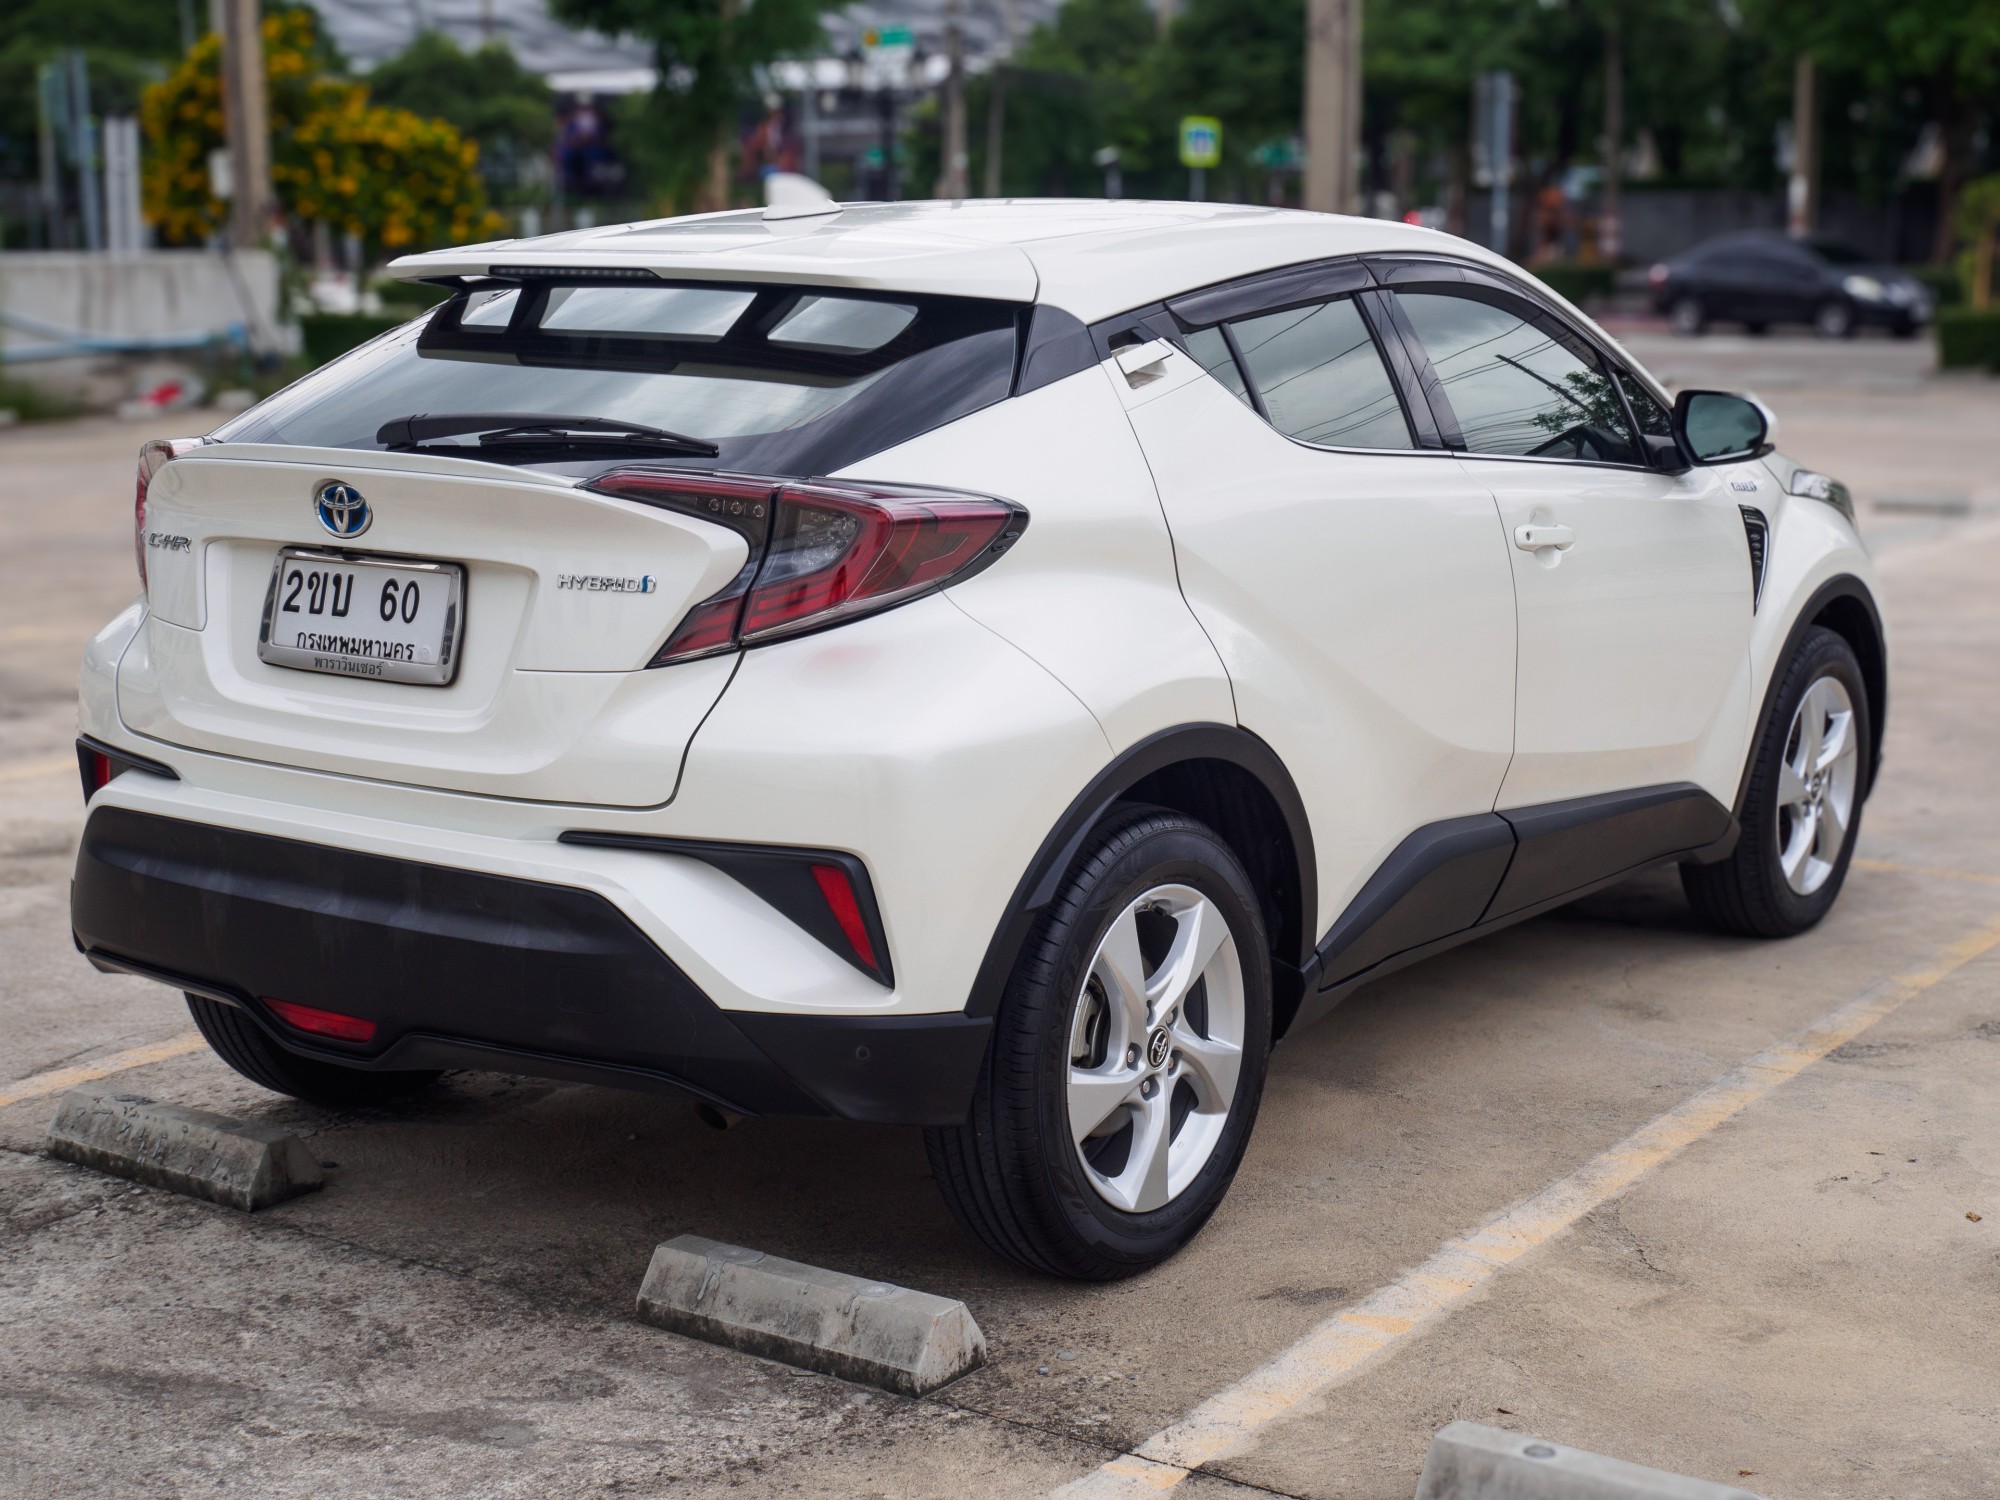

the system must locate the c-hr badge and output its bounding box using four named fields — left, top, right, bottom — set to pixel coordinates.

left=315, top=480, right=372, bottom=539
